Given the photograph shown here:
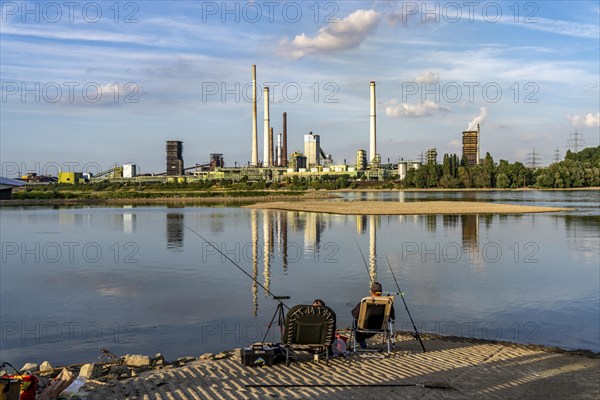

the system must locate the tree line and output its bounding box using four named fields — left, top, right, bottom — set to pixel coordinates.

left=403, top=146, right=600, bottom=189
